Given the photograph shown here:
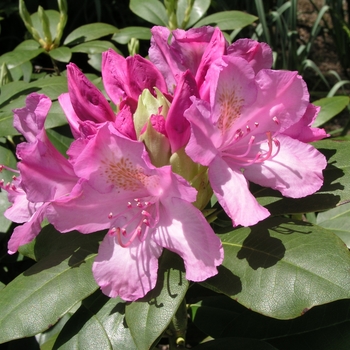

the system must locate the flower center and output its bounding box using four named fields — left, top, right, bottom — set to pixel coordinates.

left=107, top=197, right=160, bottom=247
left=221, top=125, right=280, bottom=167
